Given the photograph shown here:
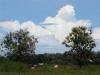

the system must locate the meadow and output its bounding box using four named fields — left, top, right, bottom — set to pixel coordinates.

left=0, top=64, right=100, bottom=75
